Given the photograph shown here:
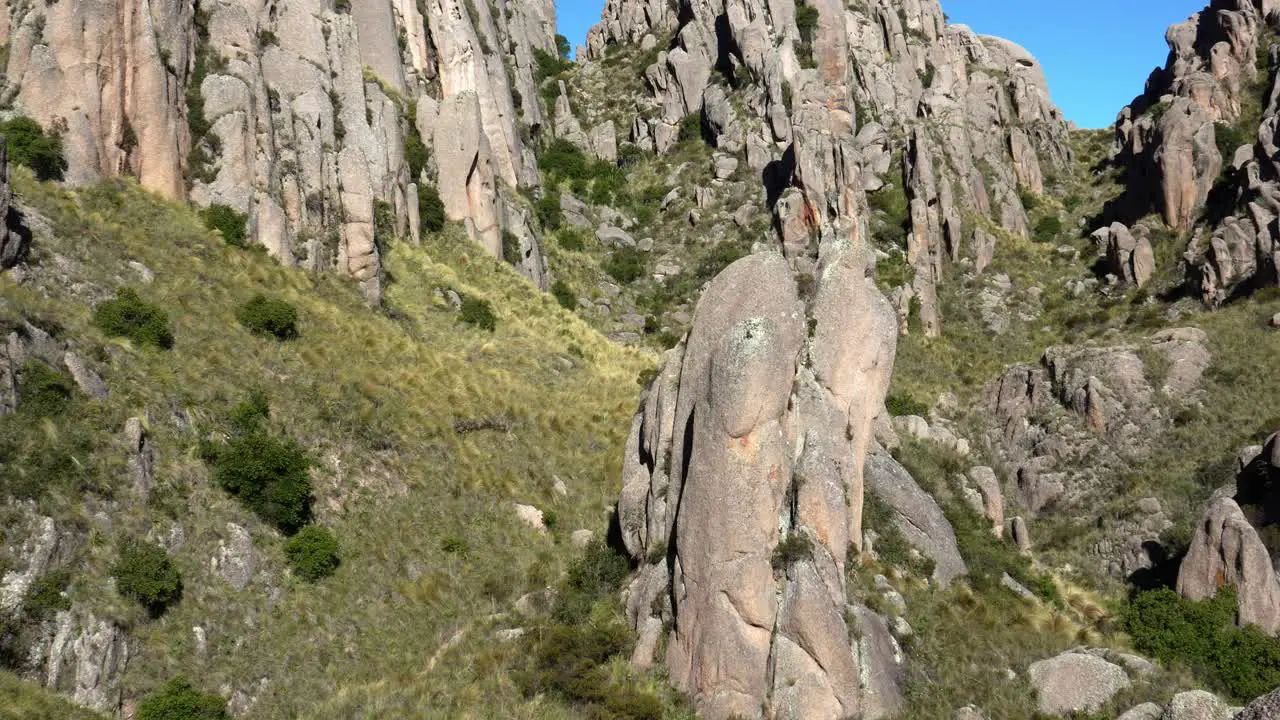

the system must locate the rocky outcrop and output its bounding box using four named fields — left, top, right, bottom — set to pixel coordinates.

left=864, top=449, right=967, bottom=585
left=1238, top=685, right=1280, bottom=720
left=616, top=238, right=897, bottom=718
left=585, top=0, right=1070, bottom=336
left=1028, top=651, right=1131, bottom=716
left=1178, top=433, right=1280, bottom=634
left=1109, top=2, right=1280, bottom=302
left=0, top=0, right=555, bottom=299
left=35, top=610, right=130, bottom=713
left=0, top=139, right=26, bottom=269
left=984, top=330, right=1210, bottom=576
left=1092, top=222, right=1155, bottom=288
